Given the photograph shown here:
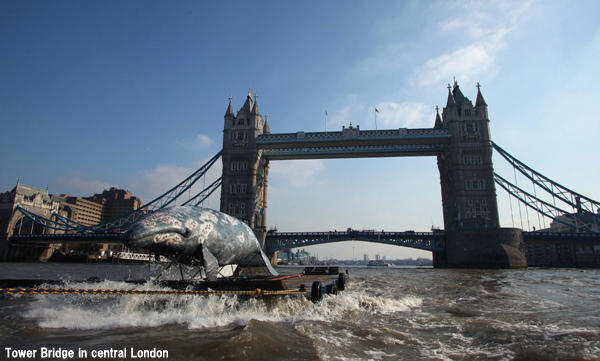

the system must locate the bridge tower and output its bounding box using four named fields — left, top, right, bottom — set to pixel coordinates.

left=435, top=80, right=526, bottom=268
left=220, top=90, right=271, bottom=252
